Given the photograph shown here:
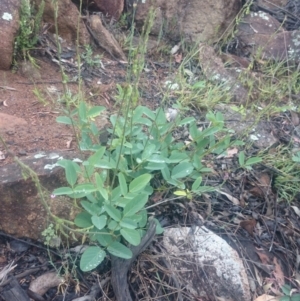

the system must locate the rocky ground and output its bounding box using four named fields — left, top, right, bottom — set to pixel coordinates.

left=0, top=0, right=300, bottom=301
